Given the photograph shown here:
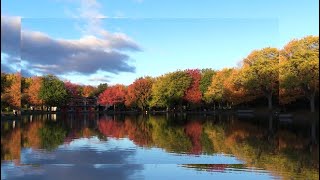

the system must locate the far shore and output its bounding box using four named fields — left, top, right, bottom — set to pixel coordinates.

left=1, top=108, right=318, bottom=122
